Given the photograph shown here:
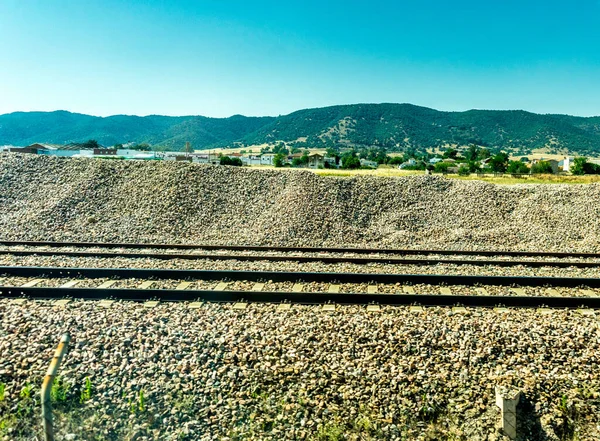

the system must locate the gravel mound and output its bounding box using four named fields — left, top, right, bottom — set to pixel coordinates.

left=2, top=154, right=600, bottom=251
